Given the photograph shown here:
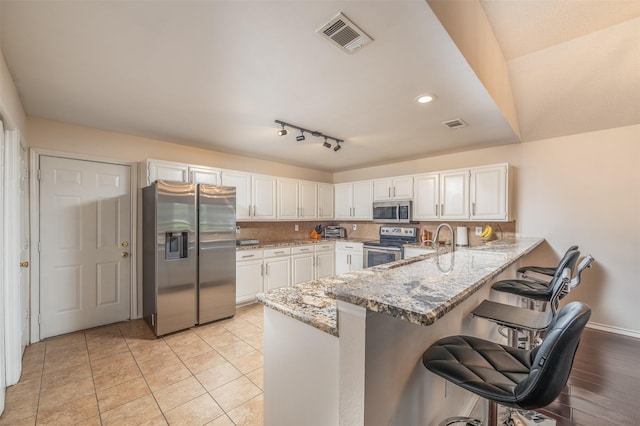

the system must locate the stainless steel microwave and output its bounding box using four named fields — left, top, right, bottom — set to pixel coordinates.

left=372, top=201, right=413, bottom=223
